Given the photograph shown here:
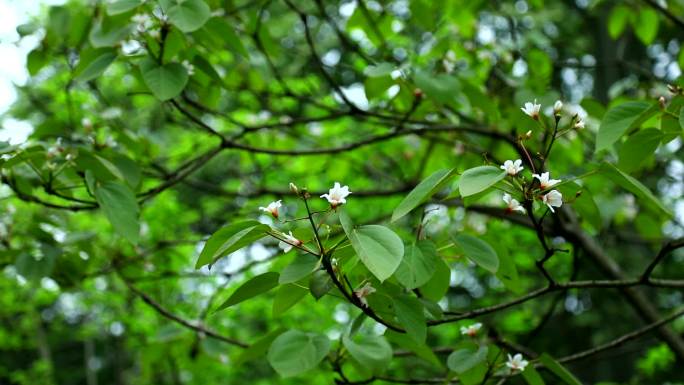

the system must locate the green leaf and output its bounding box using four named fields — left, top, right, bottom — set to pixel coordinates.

left=392, top=168, right=456, bottom=221
left=600, top=162, right=672, bottom=217
left=595, top=101, right=655, bottom=152
left=343, top=334, right=393, bottom=376
left=457, top=361, right=488, bottom=385
left=395, top=240, right=438, bottom=289
left=195, top=220, right=270, bottom=269
left=679, top=108, right=684, bottom=130
left=94, top=181, right=139, bottom=244
left=493, top=243, right=521, bottom=293
left=661, top=112, right=682, bottom=144
left=414, top=70, right=461, bottom=106
left=454, top=234, right=499, bottom=273
left=364, top=76, right=394, bottom=100
left=16, top=22, right=38, bottom=37
left=458, top=166, right=506, bottom=197
left=420, top=298, right=443, bottom=320
left=27, top=49, right=47, bottom=76
left=447, top=345, right=488, bottom=373
left=273, top=284, right=308, bottom=316
left=522, top=366, right=546, bottom=385
left=89, top=15, right=130, bottom=47
left=106, top=0, right=142, bottom=15
left=15, top=245, right=60, bottom=281
left=111, top=154, right=142, bottom=190
left=161, top=28, right=187, bottom=63
left=75, top=151, right=125, bottom=182
left=364, top=62, right=395, bottom=77
left=633, top=8, right=658, bottom=45
left=349, top=313, right=366, bottom=337
left=167, top=0, right=211, bottom=32
left=140, top=58, right=189, bottom=101
left=73, top=48, right=117, bottom=82
left=617, top=128, right=663, bottom=172
left=216, top=272, right=279, bottom=311
left=234, top=328, right=286, bottom=365
left=385, top=330, right=443, bottom=368
left=345, top=225, right=404, bottom=282
left=539, top=353, right=582, bottom=385
left=556, top=182, right=602, bottom=231
left=308, top=269, right=333, bottom=300
left=199, top=17, right=248, bottom=58
left=267, top=330, right=330, bottom=377
left=340, top=209, right=403, bottom=281
left=392, top=295, right=426, bottom=343
left=608, top=5, right=630, bottom=39
left=279, top=256, right=318, bottom=284
left=419, top=256, right=450, bottom=301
